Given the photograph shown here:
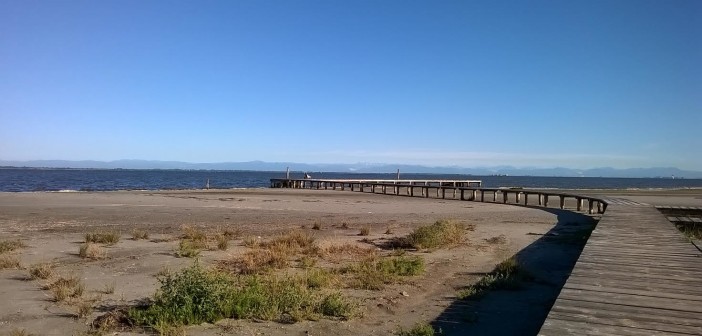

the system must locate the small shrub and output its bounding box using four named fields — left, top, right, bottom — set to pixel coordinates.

left=230, top=249, right=289, bottom=274
left=79, top=242, right=106, bottom=260
left=0, top=255, right=21, bottom=269
left=397, top=322, right=437, bottom=336
left=77, top=300, right=94, bottom=318
left=220, top=228, right=241, bottom=239
left=128, top=263, right=356, bottom=328
left=340, top=222, right=350, bottom=229
left=344, top=255, right=425, bottom=290
left=359, top=227, right=370, bottom=236
left=47, top=276, right=84, bottom=301
left=181, top=225, right=207, bottom=242
left=312, top=222, right=322, bottom=230
left=457, top=257, right=532, bottom=300
left=103, top=282, right=116, bottom=294
left=131, top=229, right=149, bottom=240
left=29, top=263, right=54, bottom=279
left=177, top=240, right=202, bottom=258
left=299, top=256, right=317, bottom=269
left=0, top=239, right=26, bottom=254
left=85, top=231, right=120, bottom=245
left=485, top=235, right=507, bottom=244
left=385, top=227, right=394, bottom=235
left=402, top=219, right=464, bottom=249
left=242, top=236, right=260, bottom=248
left=216, top=234, right=229, bottom=251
